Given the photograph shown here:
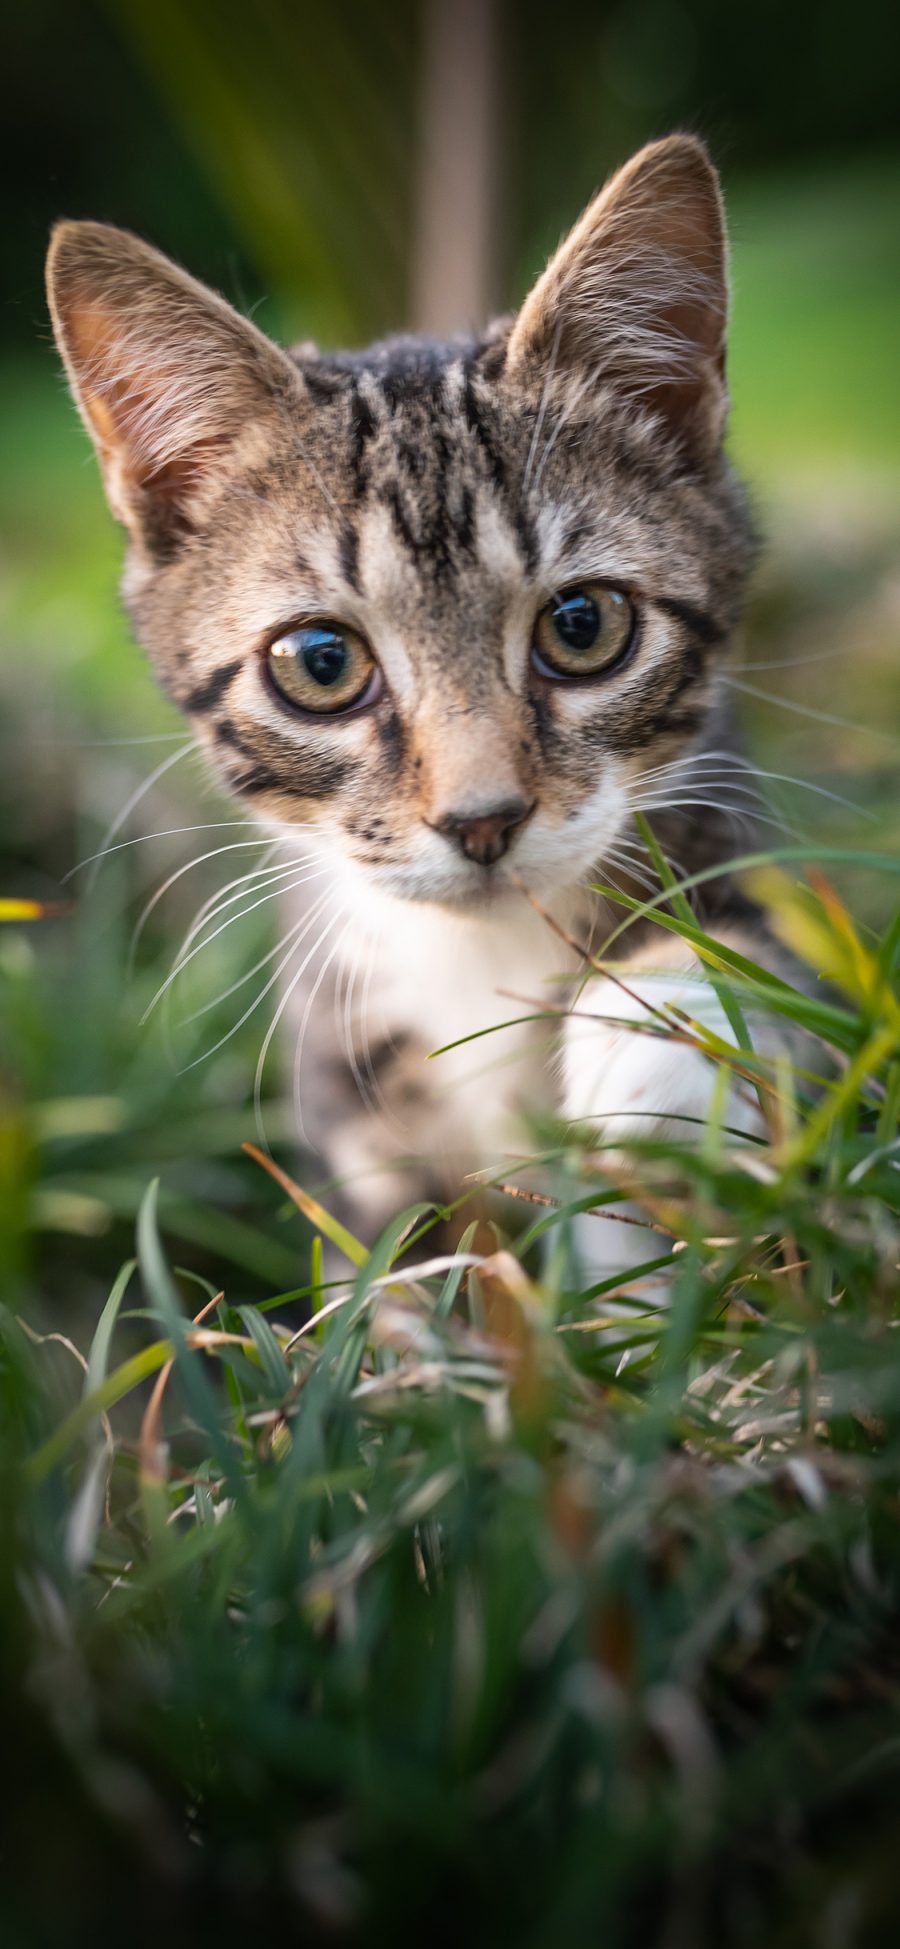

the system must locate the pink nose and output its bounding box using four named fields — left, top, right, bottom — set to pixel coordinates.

left=433, top=796, right=534, bottom=866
